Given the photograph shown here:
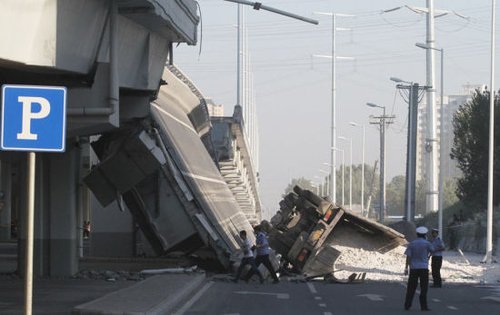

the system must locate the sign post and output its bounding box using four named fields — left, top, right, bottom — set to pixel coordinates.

left=1, top=85, right=66, bottom=315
